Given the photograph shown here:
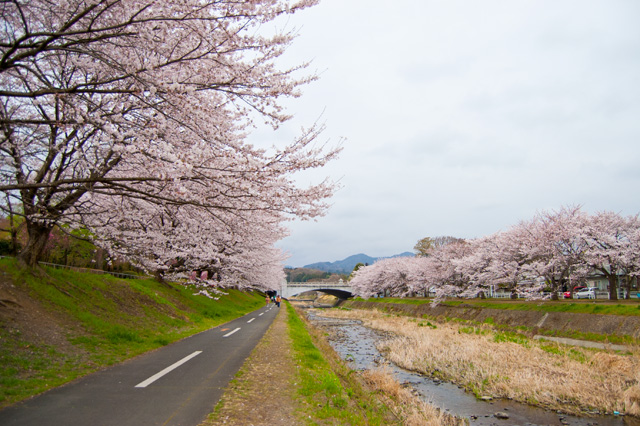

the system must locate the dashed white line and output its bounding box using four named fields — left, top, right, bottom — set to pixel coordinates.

left=223, top=327, right=241, bottom=337
left=135, top=351, right=202, bottom=388
left=259, top=313, right=264, bottom=316
left=247, top=318, right=255, bottom=323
